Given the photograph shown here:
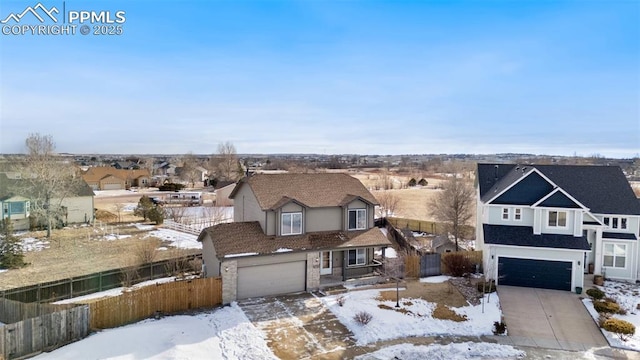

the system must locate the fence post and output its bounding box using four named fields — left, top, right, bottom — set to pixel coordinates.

left=99, top=272, right=103, bottom=292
